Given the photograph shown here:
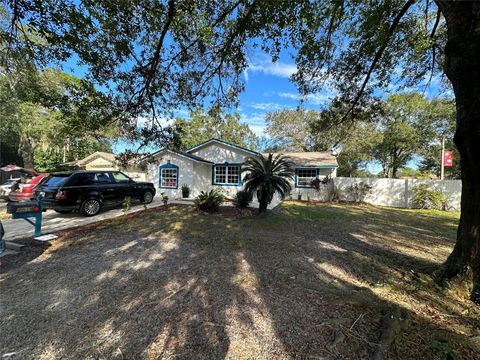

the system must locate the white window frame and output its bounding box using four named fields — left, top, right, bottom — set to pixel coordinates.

left=296, top=168, right=318, bottom=188
left=213, top=164, right=241, bottom=186
left=160, top=166, right=178, bottom=188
